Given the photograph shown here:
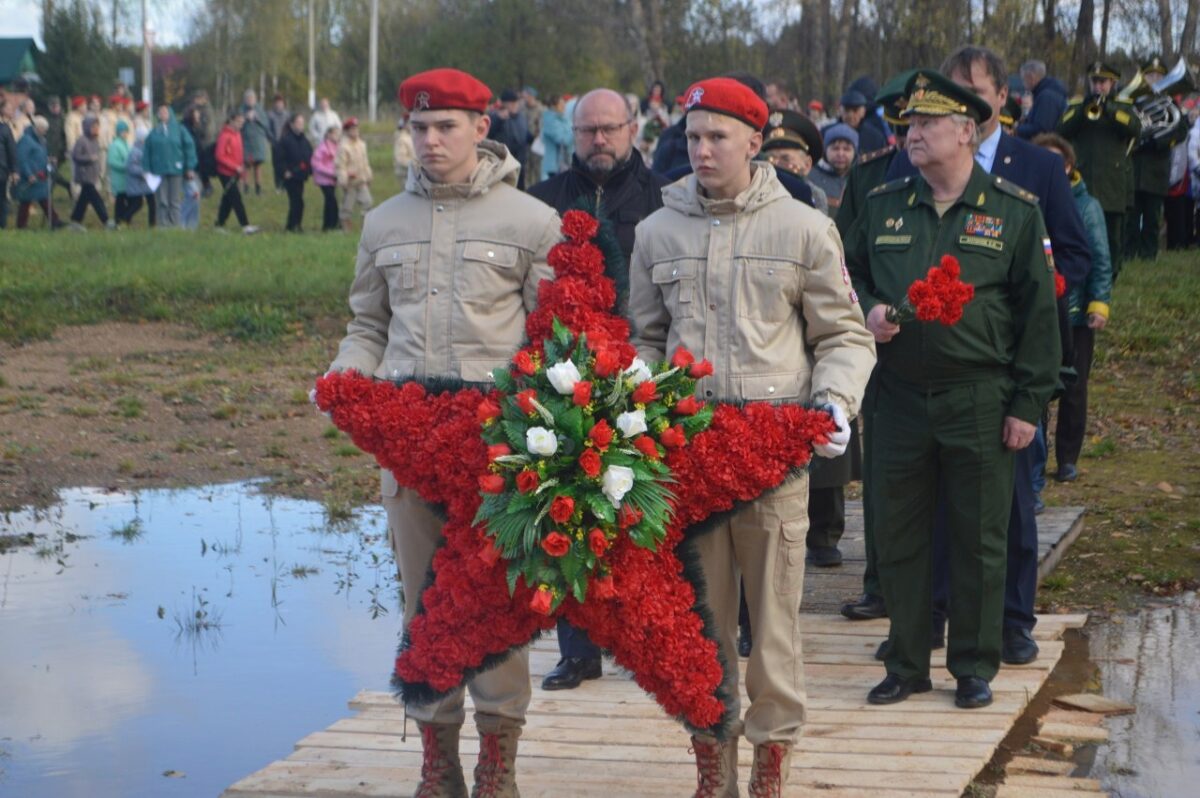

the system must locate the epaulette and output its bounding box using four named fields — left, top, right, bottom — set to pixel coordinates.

left=867, top=176, right=913, bottom=197
left=990, top=175, right=1038, bottom=206
left=1066, top=96, right=1084, bottom=106
left=857, top=145, right=896, bottom=165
